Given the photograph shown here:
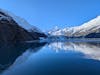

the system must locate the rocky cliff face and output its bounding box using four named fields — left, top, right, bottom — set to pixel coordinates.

left=0, top=9, right=46, bottom=43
